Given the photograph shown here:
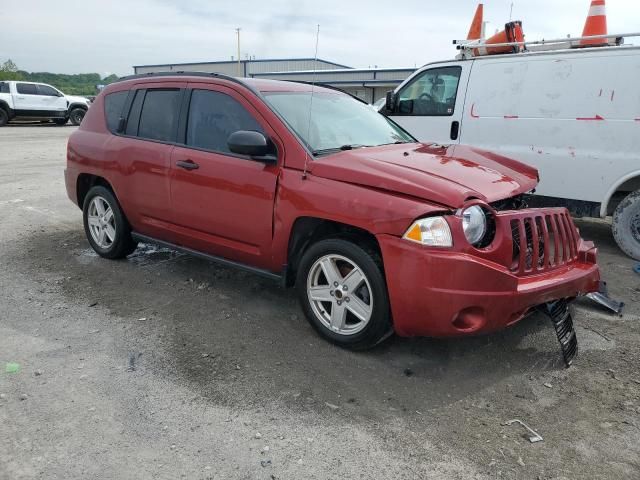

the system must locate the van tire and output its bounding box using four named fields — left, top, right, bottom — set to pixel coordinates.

left=82, top=186, right=138, bottom=259
left=0, top=108, right=8, bottom=127
left=69, top=108, right=86, bottom=126
left=296, top=238, right=393, bottom=350
left=612, top=189, right=640, bottom=260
